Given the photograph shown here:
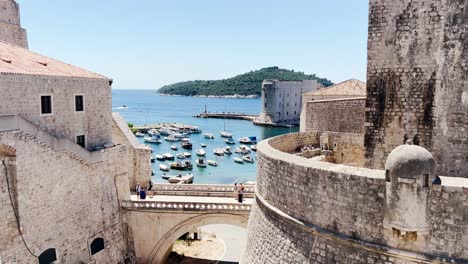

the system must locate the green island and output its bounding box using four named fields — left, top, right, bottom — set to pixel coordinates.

left=157, top=66, right=333, bottom=97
